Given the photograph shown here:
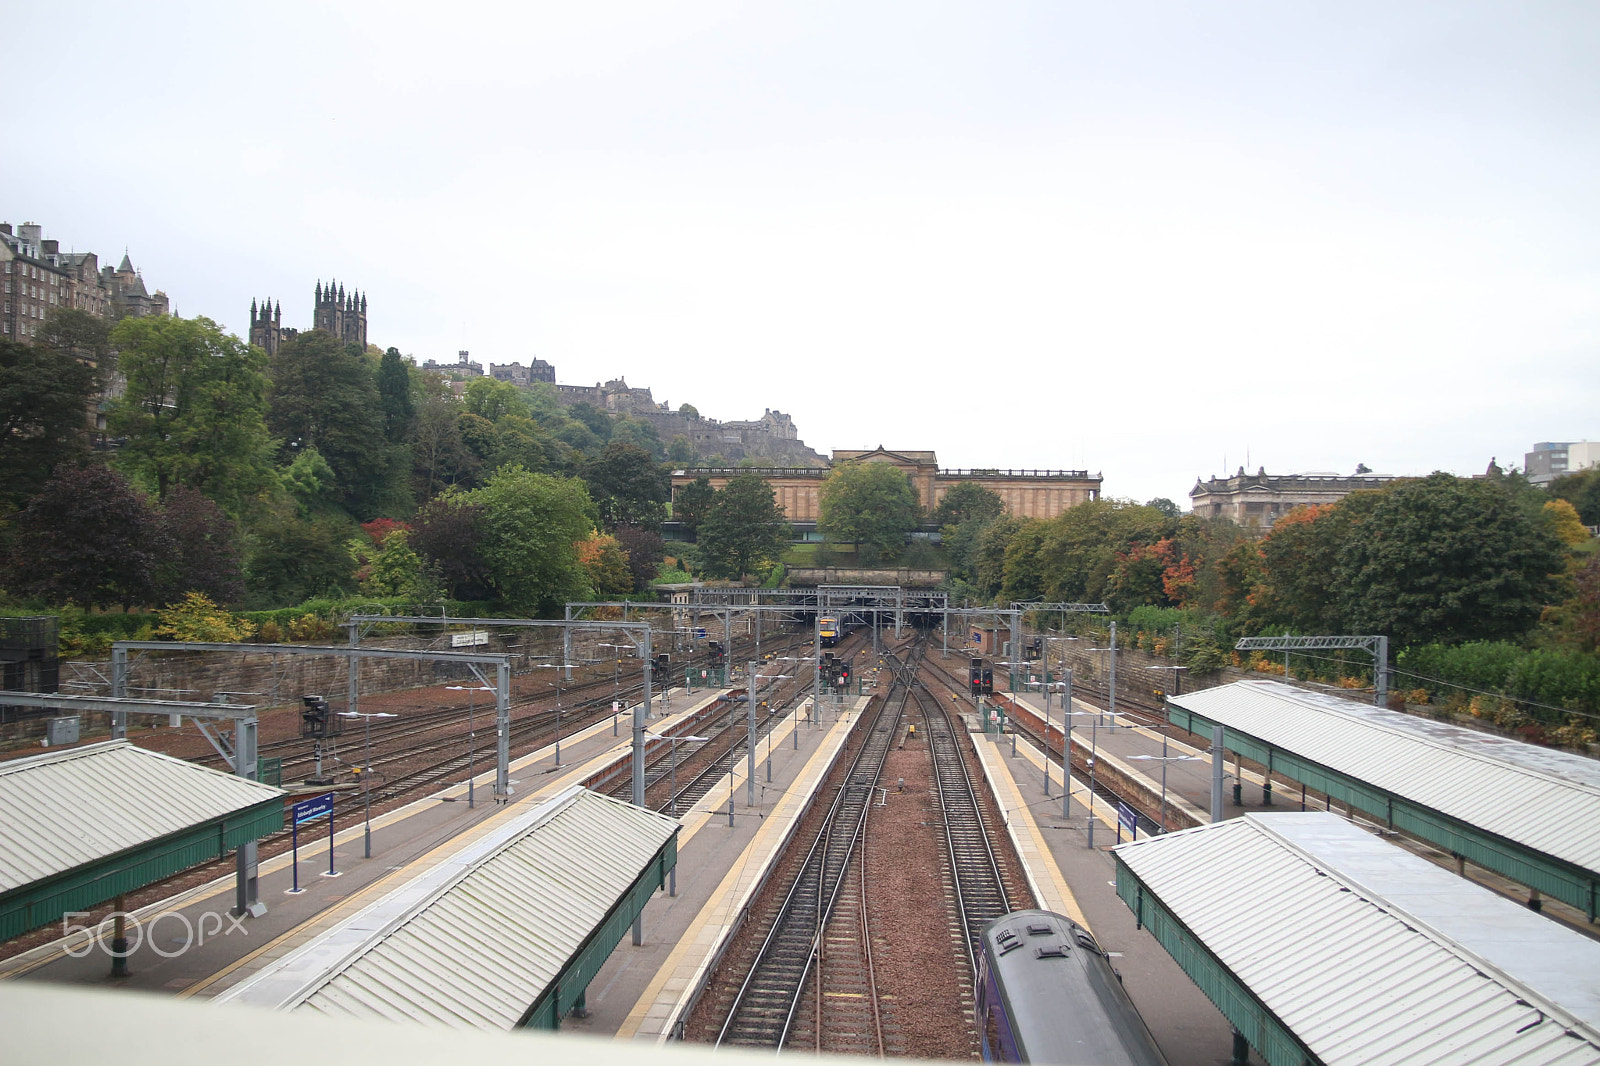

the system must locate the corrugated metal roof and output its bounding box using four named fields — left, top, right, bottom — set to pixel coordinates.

left=216, top=785, right=679, bottom=1030
left=0, top=740, right=285, bottom=894
left=1117, top=813, right=1600, bottom=1066
left=1171, top=680, right=1600, bottom=875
